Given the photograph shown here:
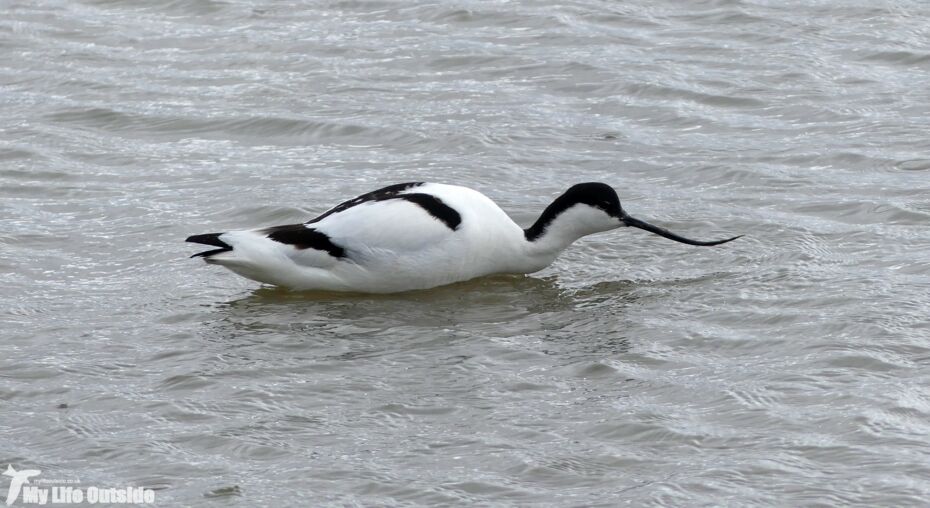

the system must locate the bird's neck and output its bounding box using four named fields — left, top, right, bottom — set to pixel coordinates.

left=516, top=206, right=606, bottom=272
left=523, top=220, right=586, bottom=255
